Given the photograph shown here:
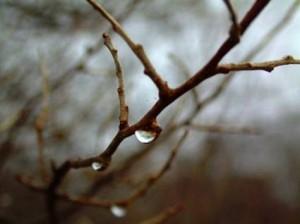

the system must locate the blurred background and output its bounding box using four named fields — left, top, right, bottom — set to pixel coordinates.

left=1, top=0, right=300, bottom=223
